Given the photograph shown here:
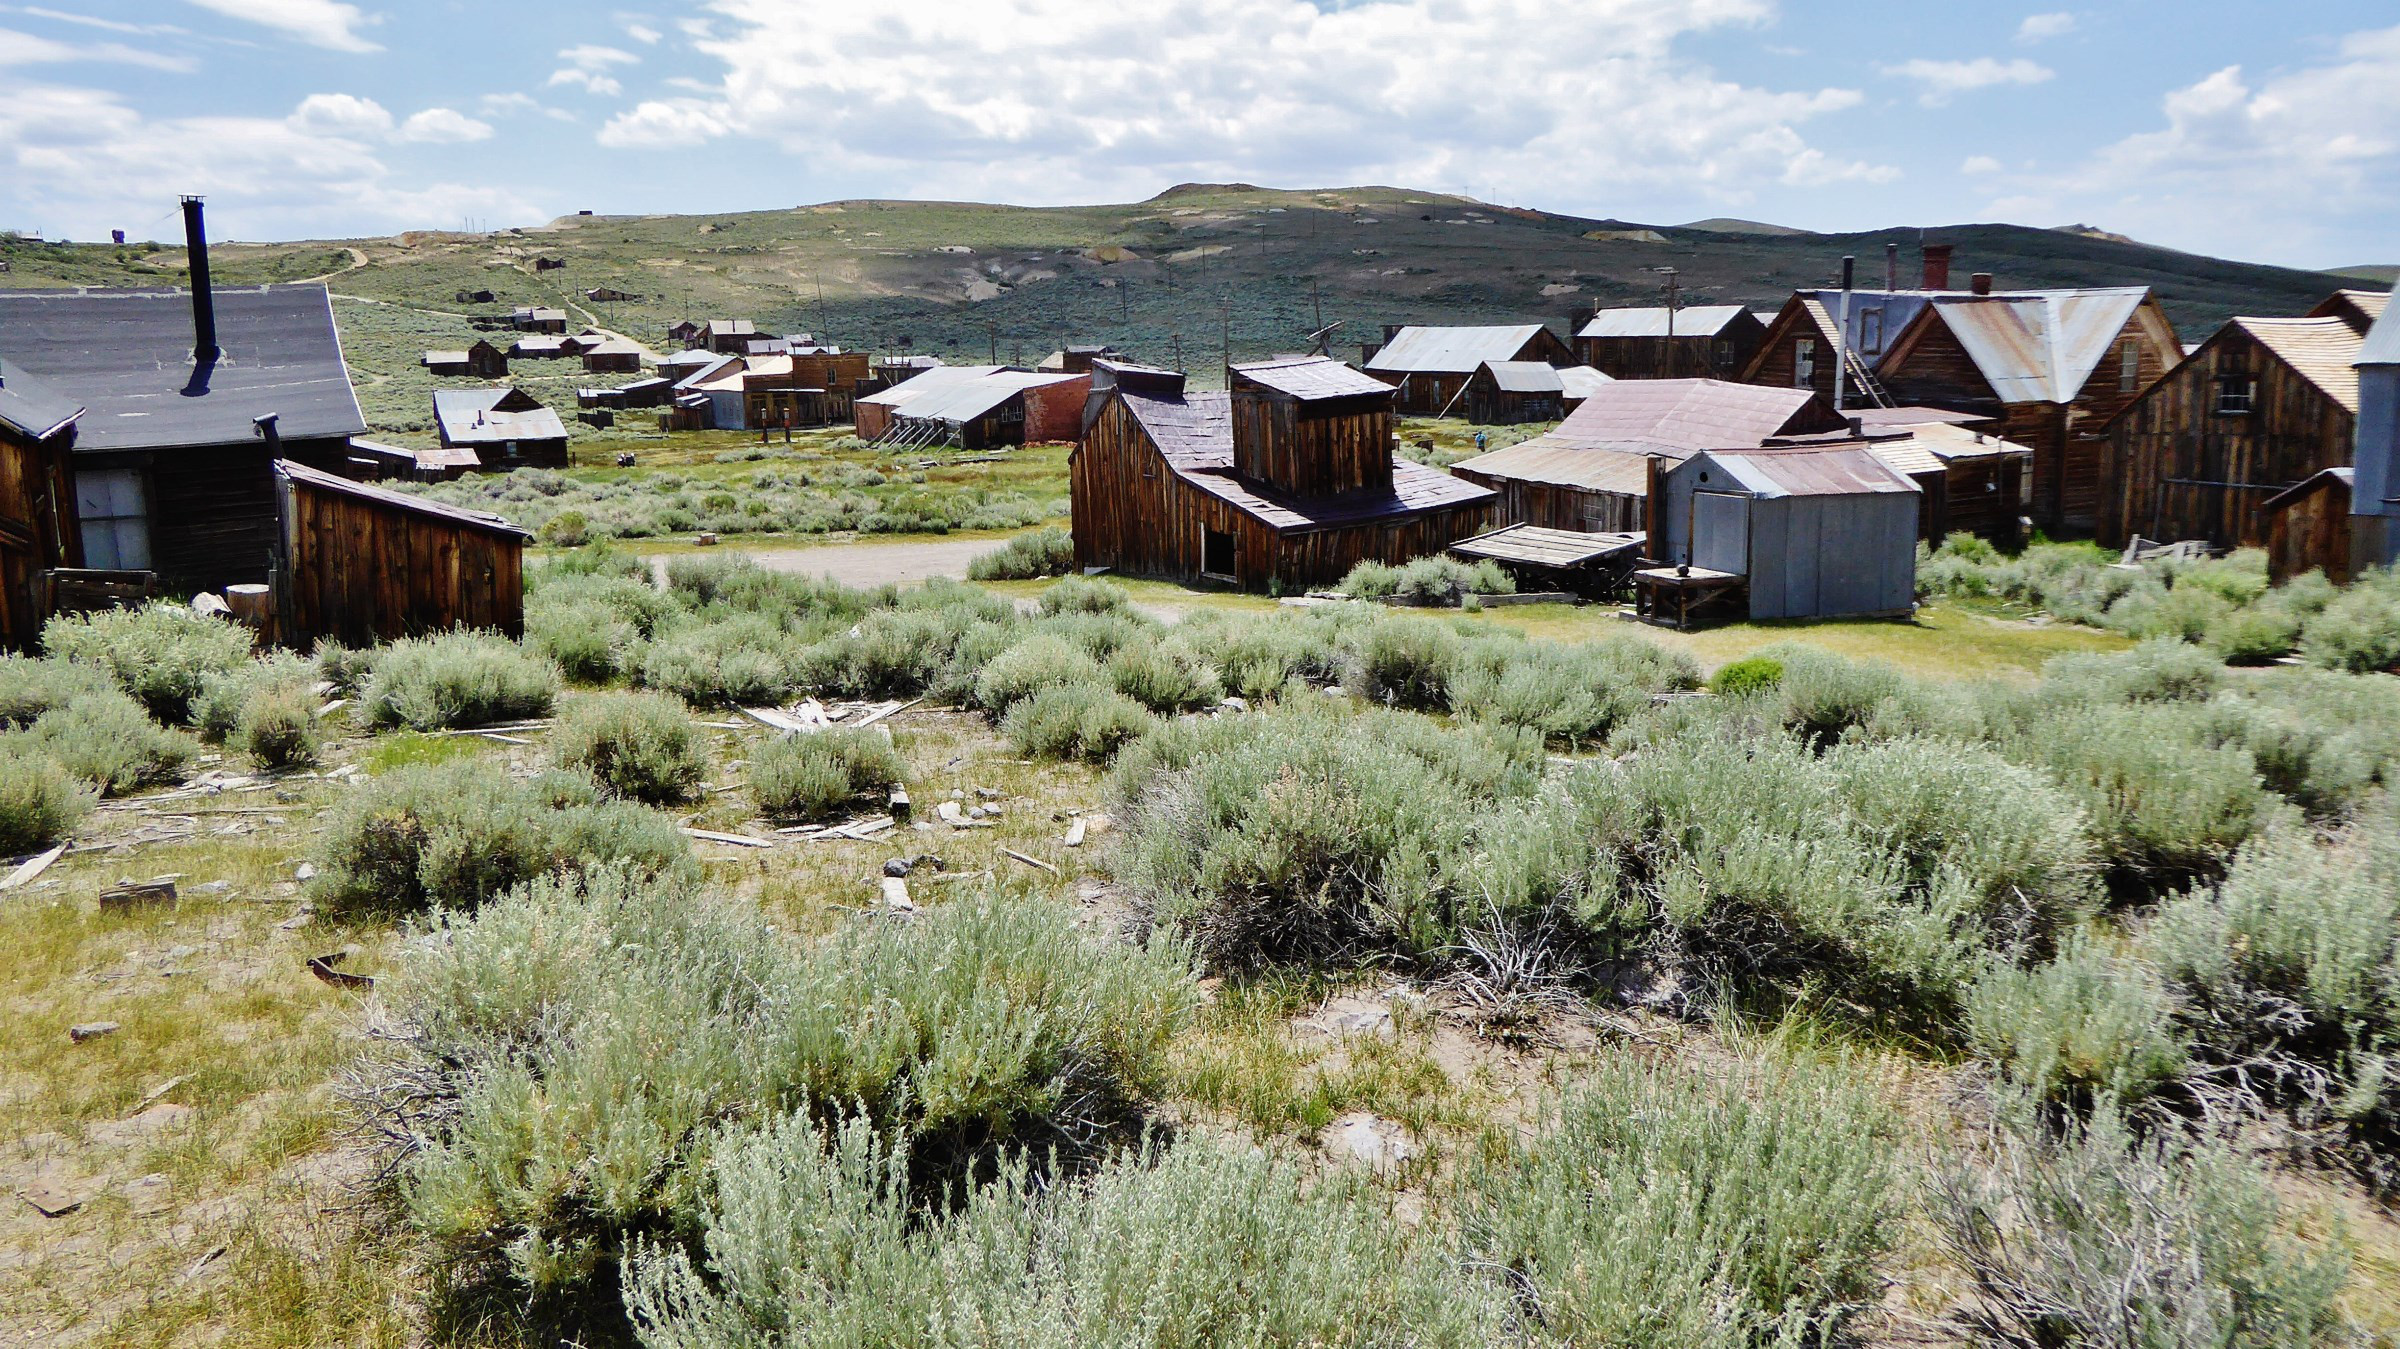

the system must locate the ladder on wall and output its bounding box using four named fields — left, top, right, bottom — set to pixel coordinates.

left=1842, top=346, right=1895, bottom=409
